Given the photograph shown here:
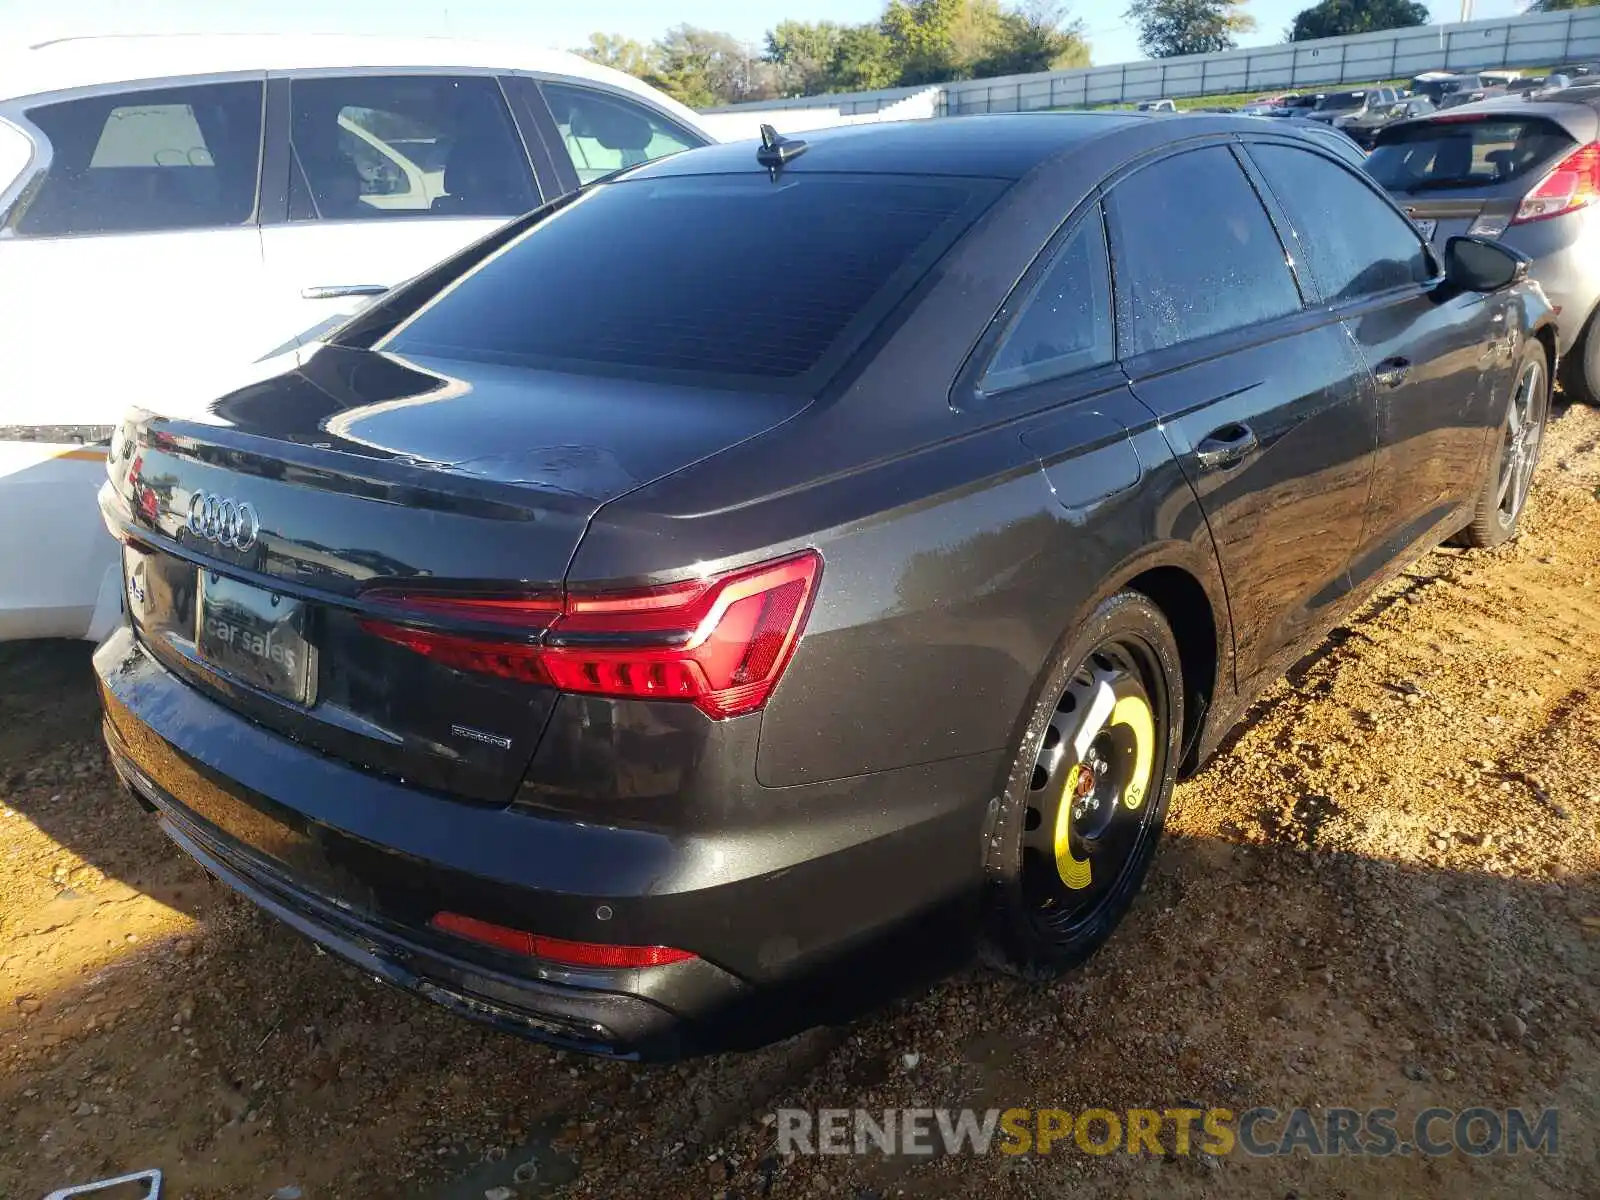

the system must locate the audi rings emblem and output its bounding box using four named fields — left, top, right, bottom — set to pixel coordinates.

left=186, top=491, right=260, bottom=551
